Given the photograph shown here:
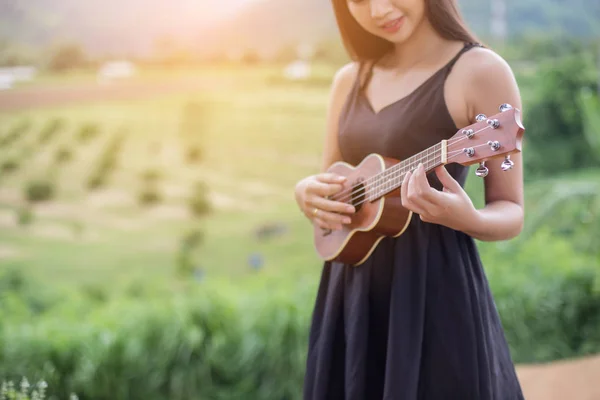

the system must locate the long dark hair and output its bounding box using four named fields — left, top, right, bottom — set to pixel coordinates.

left=332, top=0, right=480, bottom=61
